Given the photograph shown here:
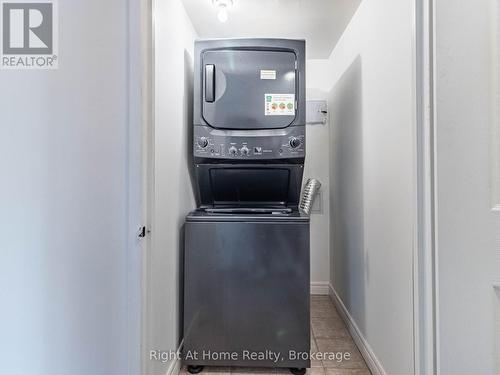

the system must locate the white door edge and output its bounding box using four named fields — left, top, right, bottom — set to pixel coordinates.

left=413, top=0, right=438, bottom=374
left=136, top=0, right=154, bottom=374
